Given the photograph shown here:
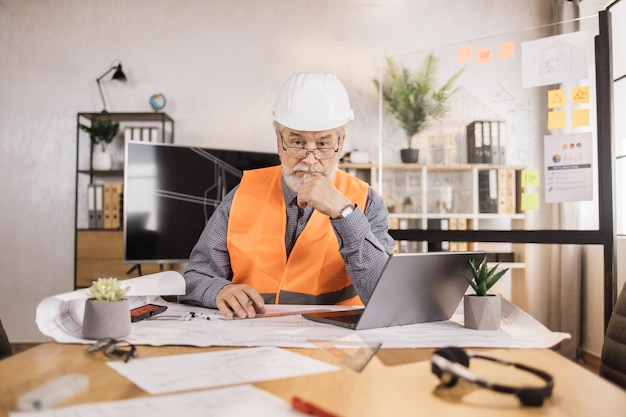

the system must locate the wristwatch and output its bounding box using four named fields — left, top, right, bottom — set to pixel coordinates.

left=333, top=204, right=355, bottom=220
